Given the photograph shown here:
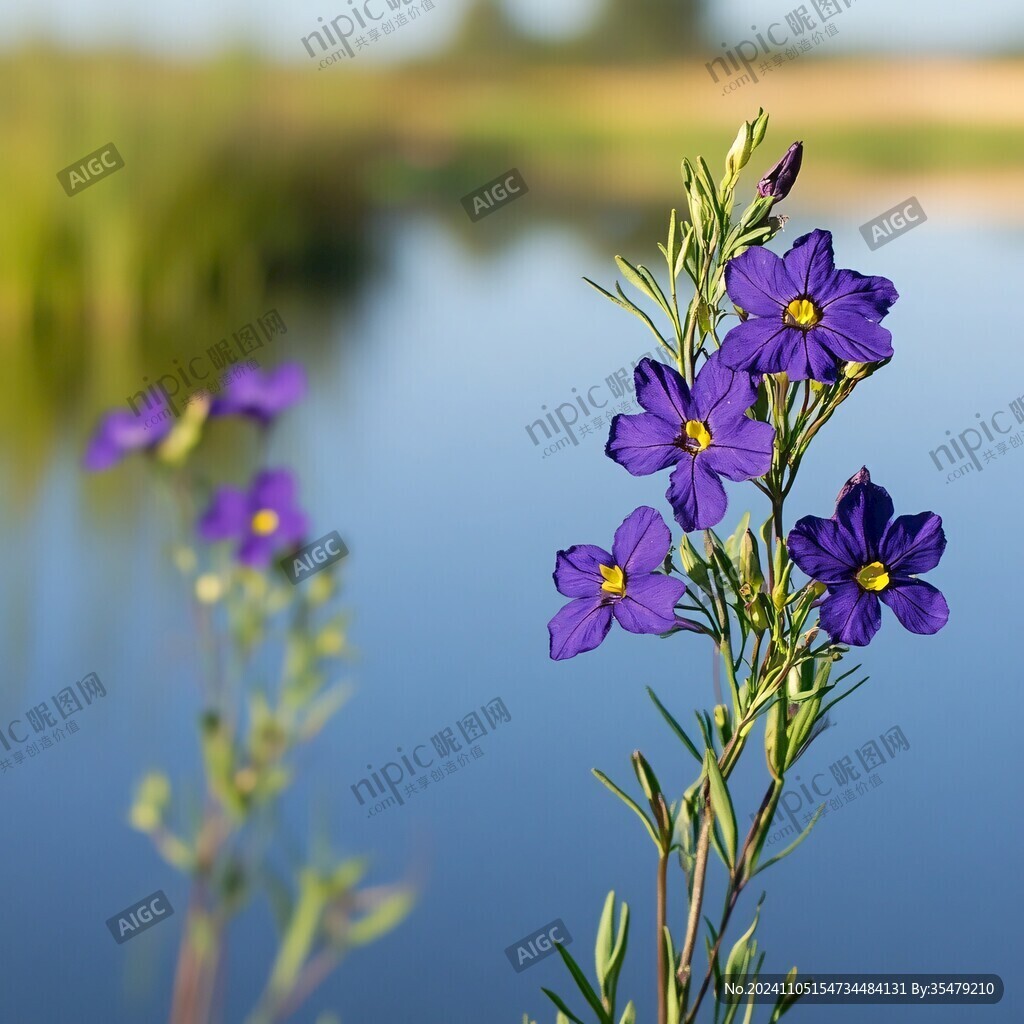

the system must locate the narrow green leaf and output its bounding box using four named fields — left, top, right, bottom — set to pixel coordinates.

left=819, top=675, right=869, bottom=717
left=554, top=943, right=613, bottom=1024
left=615, top=256, right=659, bottom=305
left=664, top=927, right=680, bottom=1024
left=705, top=752, right=738, bottom=869
left=595, top=891, right=616, bottom=993
left=593, top=770, right=660, bottom=847
left=647, top=688, right=703, bottom=764
left=605, top=900, right=630, bottom=1010
left=753, top=805, right=825, bottom=876
left=541, top=989, right=586, bottom=1024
